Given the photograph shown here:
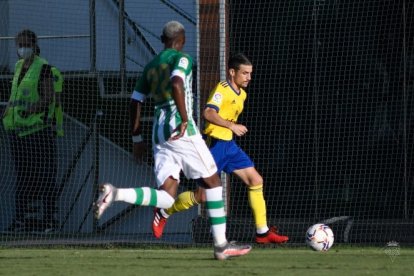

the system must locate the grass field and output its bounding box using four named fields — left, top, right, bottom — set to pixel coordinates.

left=0, top=246, right=413, bottom=276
